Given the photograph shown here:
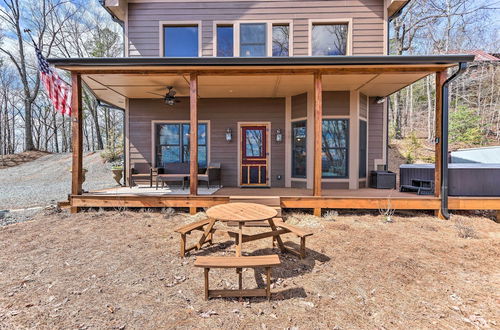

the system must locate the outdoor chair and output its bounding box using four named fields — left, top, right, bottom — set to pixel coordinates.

left=197, top=162, right=221, bottom=189
left=129, top=163, right=154, bottom=187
